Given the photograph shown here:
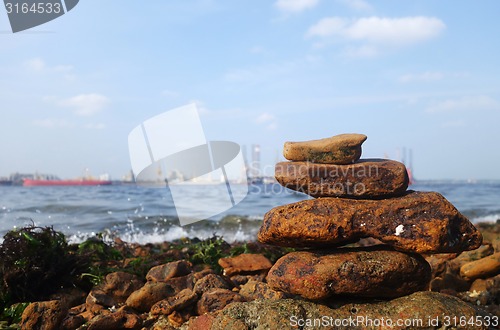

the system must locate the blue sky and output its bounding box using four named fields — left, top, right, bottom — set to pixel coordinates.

left=1, top=0, right=499, bottom=180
